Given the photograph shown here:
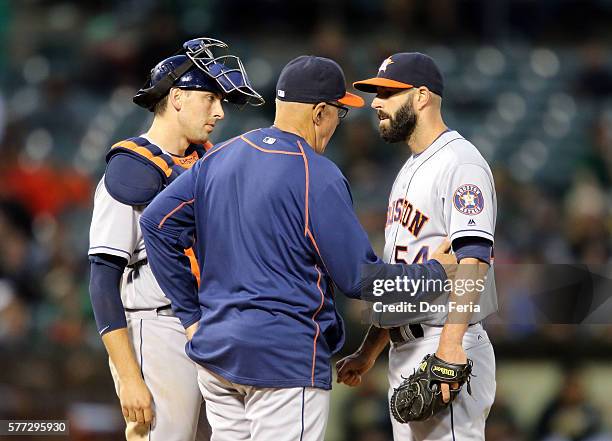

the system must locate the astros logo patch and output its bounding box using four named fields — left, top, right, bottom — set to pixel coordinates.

left=453, top=184, right=484, bottom=215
